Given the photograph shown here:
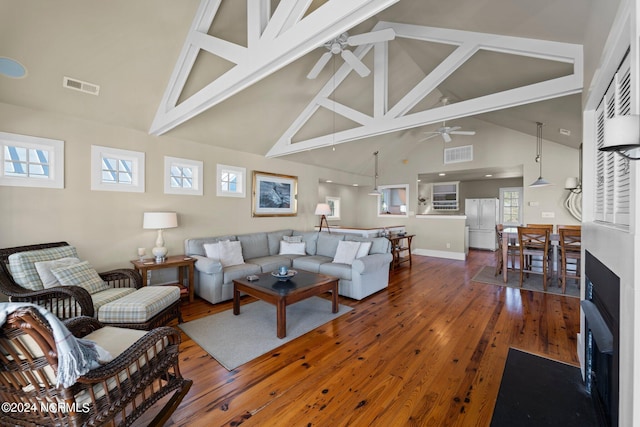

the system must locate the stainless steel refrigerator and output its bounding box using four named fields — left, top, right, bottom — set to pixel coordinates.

left=465, top=198, right=499, bottom=250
